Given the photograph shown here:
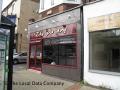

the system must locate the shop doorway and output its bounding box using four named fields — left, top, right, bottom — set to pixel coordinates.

left=111, top=48, right=120, bottom=71
left=29, top=44, right=42, bottom=70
